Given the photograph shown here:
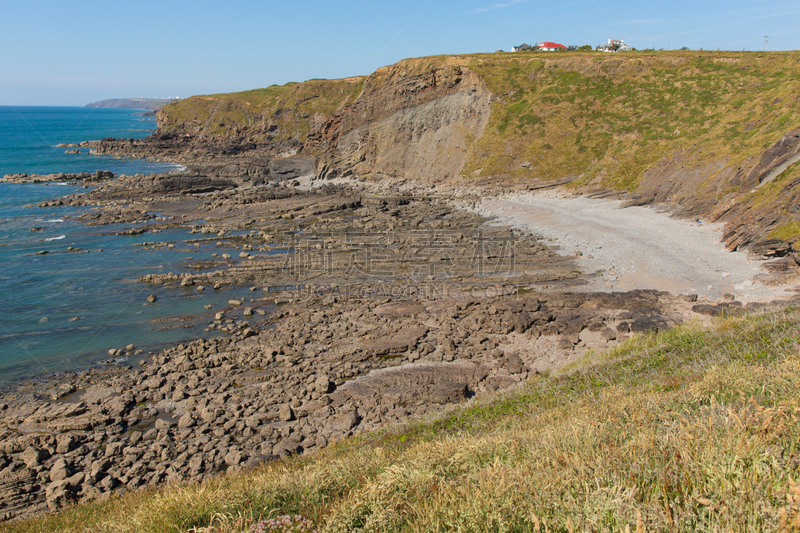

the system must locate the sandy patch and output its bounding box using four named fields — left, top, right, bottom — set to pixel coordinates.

left=474, top=193, right=797, bottom=303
